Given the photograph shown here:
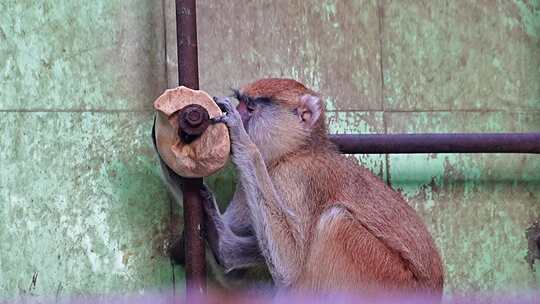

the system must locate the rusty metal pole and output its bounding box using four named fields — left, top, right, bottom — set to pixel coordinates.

left=175, top=0, right=206, bottom=298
